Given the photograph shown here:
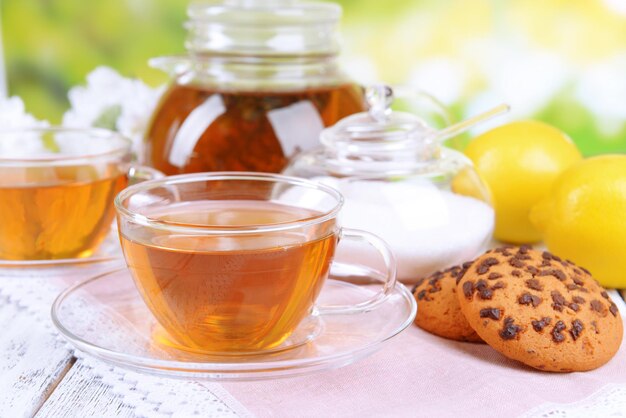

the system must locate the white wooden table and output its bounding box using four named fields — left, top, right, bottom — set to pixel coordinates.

left=0, top=263, right=244, bottom=418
